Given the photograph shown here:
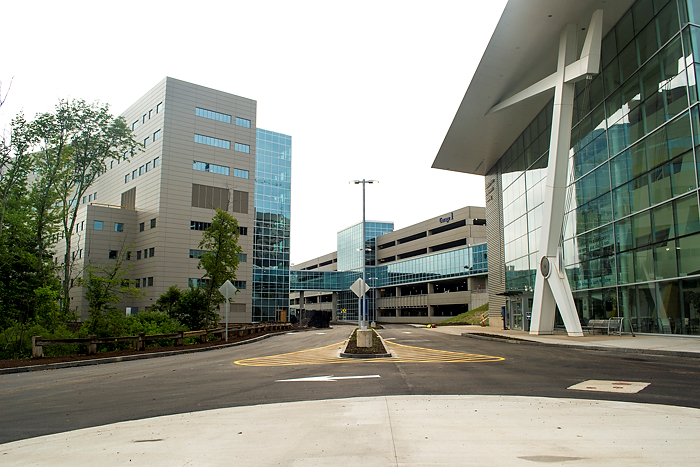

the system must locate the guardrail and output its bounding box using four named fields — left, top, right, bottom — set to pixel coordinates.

left=31, top=323, right=292, bottom=358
